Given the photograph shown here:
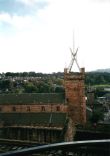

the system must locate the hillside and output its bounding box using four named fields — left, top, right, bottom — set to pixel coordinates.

left=93, top=68, right=110, bottom=73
